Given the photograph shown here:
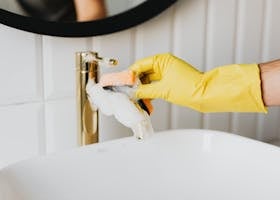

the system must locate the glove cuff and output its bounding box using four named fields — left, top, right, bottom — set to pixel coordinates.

left=196, top=63, right=267, bottom=113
